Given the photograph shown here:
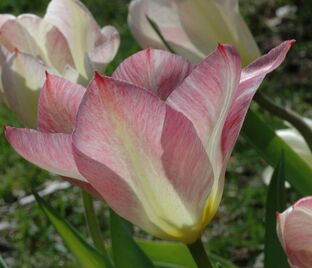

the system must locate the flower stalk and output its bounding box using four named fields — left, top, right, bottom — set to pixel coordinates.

left=187, top=239, right=213, bottom=268
left=254, top=91, right=312, bottom=152
left=81, top=191, right=107, bottom=254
